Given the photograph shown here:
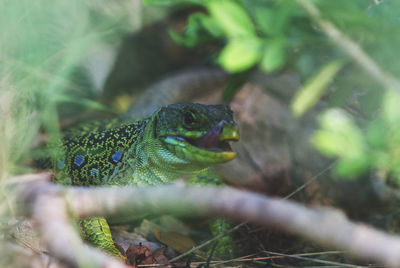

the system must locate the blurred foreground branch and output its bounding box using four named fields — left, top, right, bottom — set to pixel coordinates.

left=12, top=173, right=400, bottom=267
left=14, top=173, right=127, bottom=268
